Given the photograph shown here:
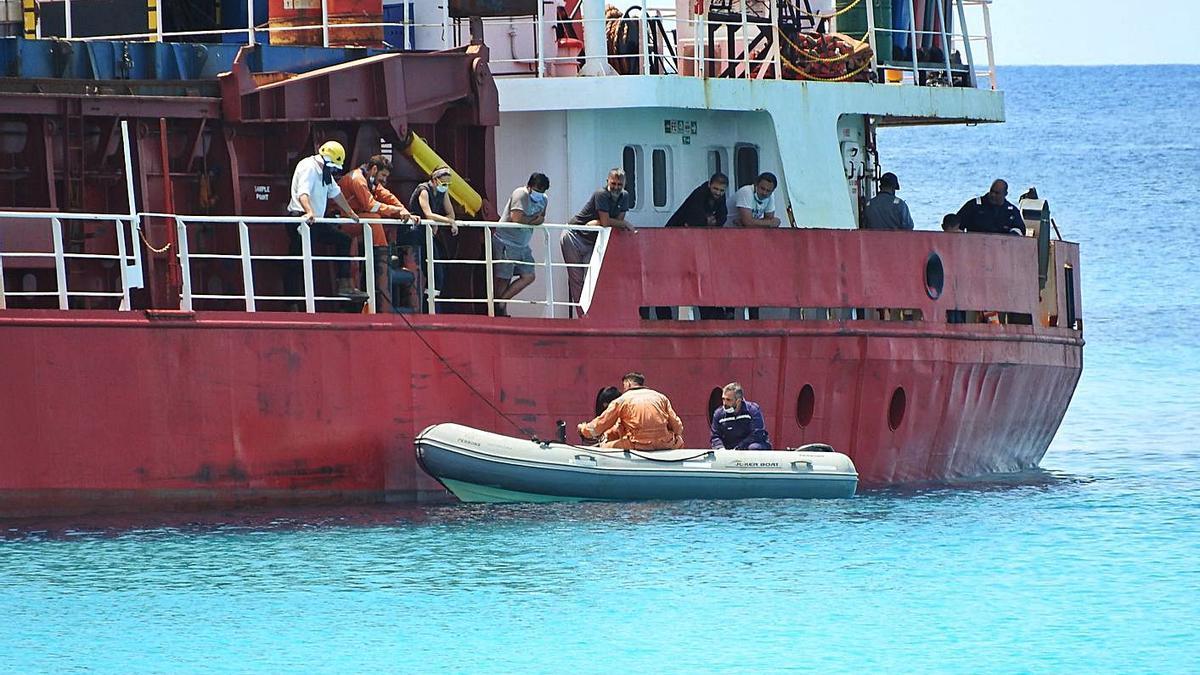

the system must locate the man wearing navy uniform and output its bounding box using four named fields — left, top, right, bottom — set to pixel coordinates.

left=710, top=382, right=771, bottom=450
left=957, top=179, right=1027, bottom=235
